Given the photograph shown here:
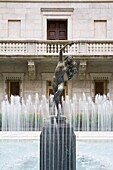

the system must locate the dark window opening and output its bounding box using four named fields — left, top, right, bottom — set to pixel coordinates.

left=94, top=80, right=107, bottom=96
left=47, top=20, right=67, bottom=40
left=7, top=80, right=20, bottom=98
